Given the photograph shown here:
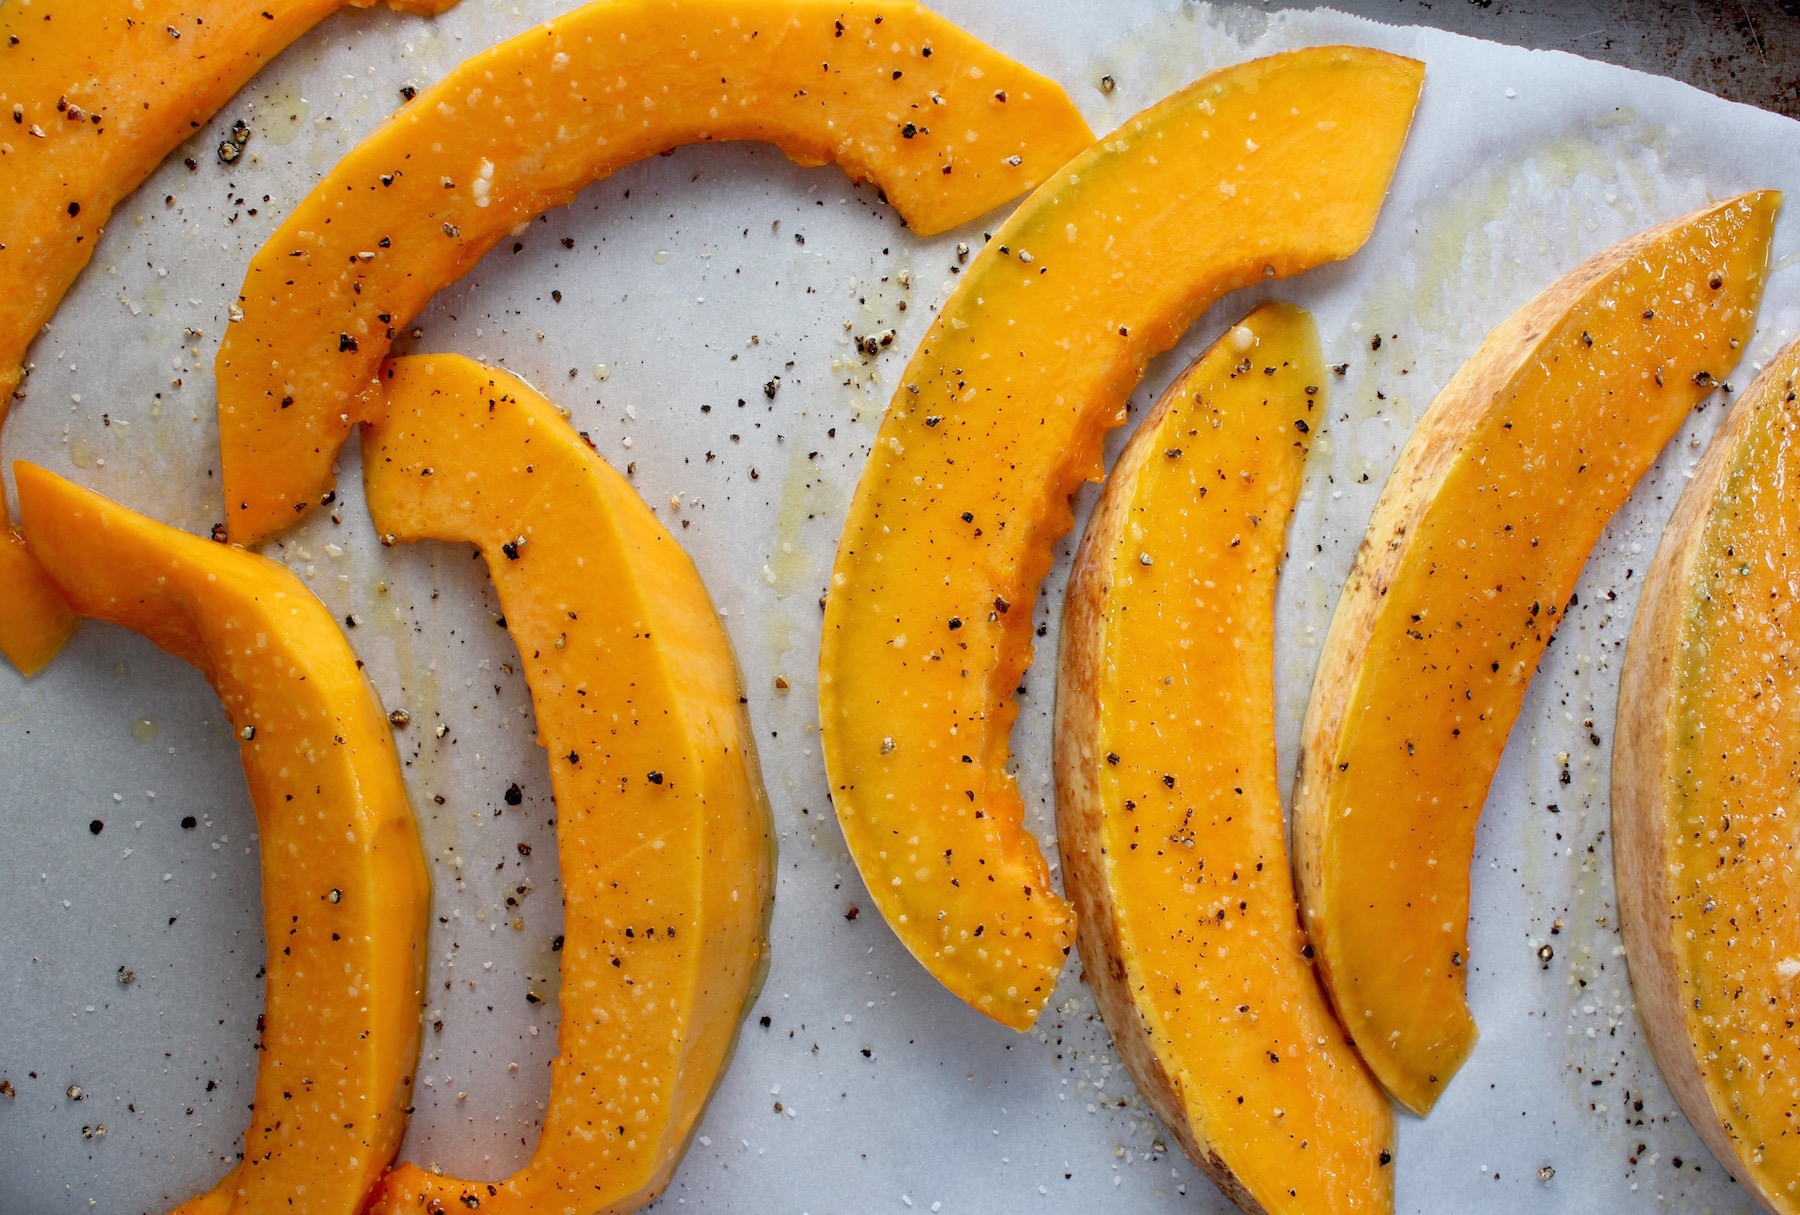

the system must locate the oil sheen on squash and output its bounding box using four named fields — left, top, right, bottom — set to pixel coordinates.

left=1614, top=336, right=1800, bottom=1214
left=0, top=0, right=460, bottom=675
left=819, top=46, right=1423, bottom=1030
left=1292, top=191, right=1780, bottom=1115
left=1056, top=303, right=1393, bottom=1215
left=359, top=356, right=774, bottom=1215
left=215, top=0, right=1094, bottom=544
left=15, top=462, right=429, bottom=1215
